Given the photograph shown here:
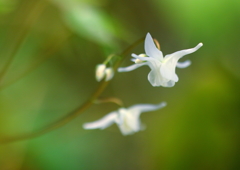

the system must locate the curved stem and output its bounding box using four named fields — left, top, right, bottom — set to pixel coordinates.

left=0, top=37, right=144, bottom=144
left=94, top=97, right=124, bottom=107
